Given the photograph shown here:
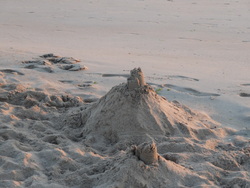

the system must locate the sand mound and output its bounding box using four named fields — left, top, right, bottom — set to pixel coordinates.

left=0, top=68, right=249, bottom=187
left=64, top=68, right=230, bottom=149
left=57, top=68, right=249, bottom=187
